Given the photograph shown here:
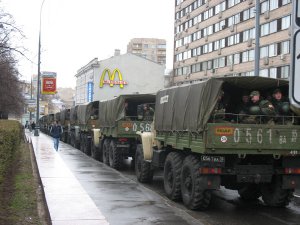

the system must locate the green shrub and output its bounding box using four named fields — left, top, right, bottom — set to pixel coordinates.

left=0, top=120, right=22, bottom=184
